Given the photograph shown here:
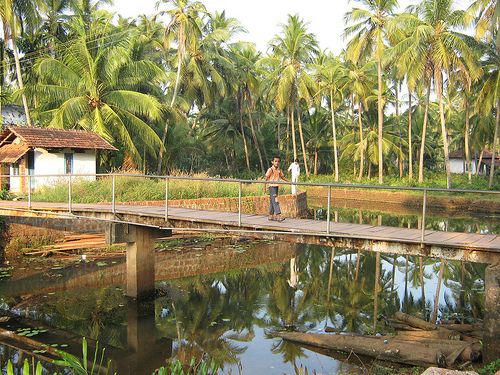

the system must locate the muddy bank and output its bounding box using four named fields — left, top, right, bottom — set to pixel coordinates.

left=306, top=187, right=500, bottom=216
